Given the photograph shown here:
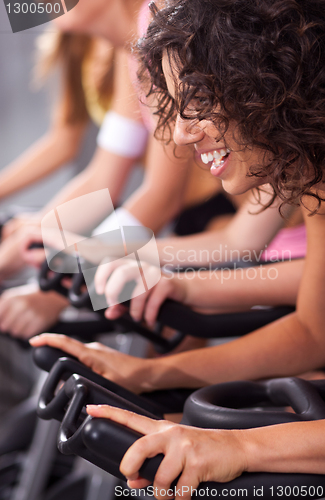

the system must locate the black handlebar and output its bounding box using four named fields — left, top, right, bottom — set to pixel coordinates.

left=83, top=417, right=165, bottom=481
left=183, top=378, right=325, bottom=429
left=39, top=252, right=74, bottom=297
left=38, top=255, right=296, bottom=352
left=34, top=350, right=167, bottom=419
left=156, top=301, right=295, bottom=338
left=68, top=272, right=92, bottom=308
left=35, top=363, right=325, bottom=499
left=81, top=416, right=325, bottom=499
left=52, top=374, right=161, bottom=480
left=66, top=263, right=295, bottom=339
